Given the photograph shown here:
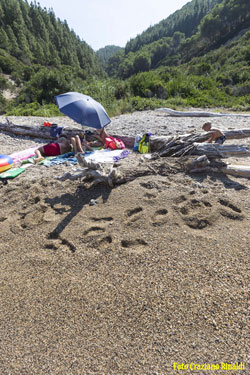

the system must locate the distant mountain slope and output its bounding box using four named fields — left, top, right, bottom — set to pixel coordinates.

left=0, top=0, right=104, bottom=77
left=124, top=0, right=223, bottom=54
left=107, top=0, right=250, bottom=79
left=181, top=0, right=250, bottom=61
left=96, top=45, right=122, bottom=64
